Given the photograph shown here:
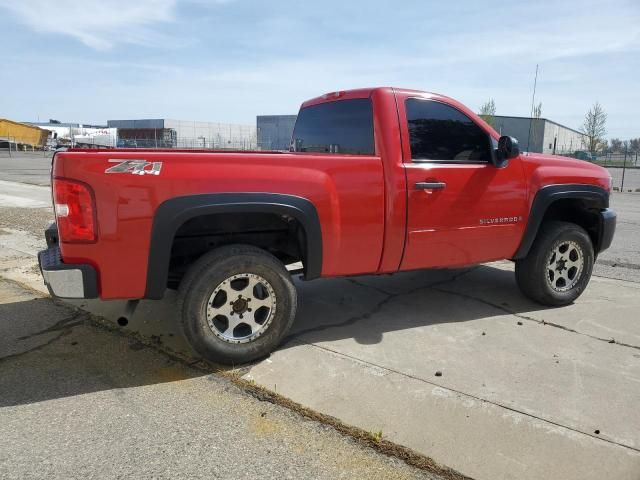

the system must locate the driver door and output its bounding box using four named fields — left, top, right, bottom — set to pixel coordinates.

left=398, top=95, right=528, bottom=270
